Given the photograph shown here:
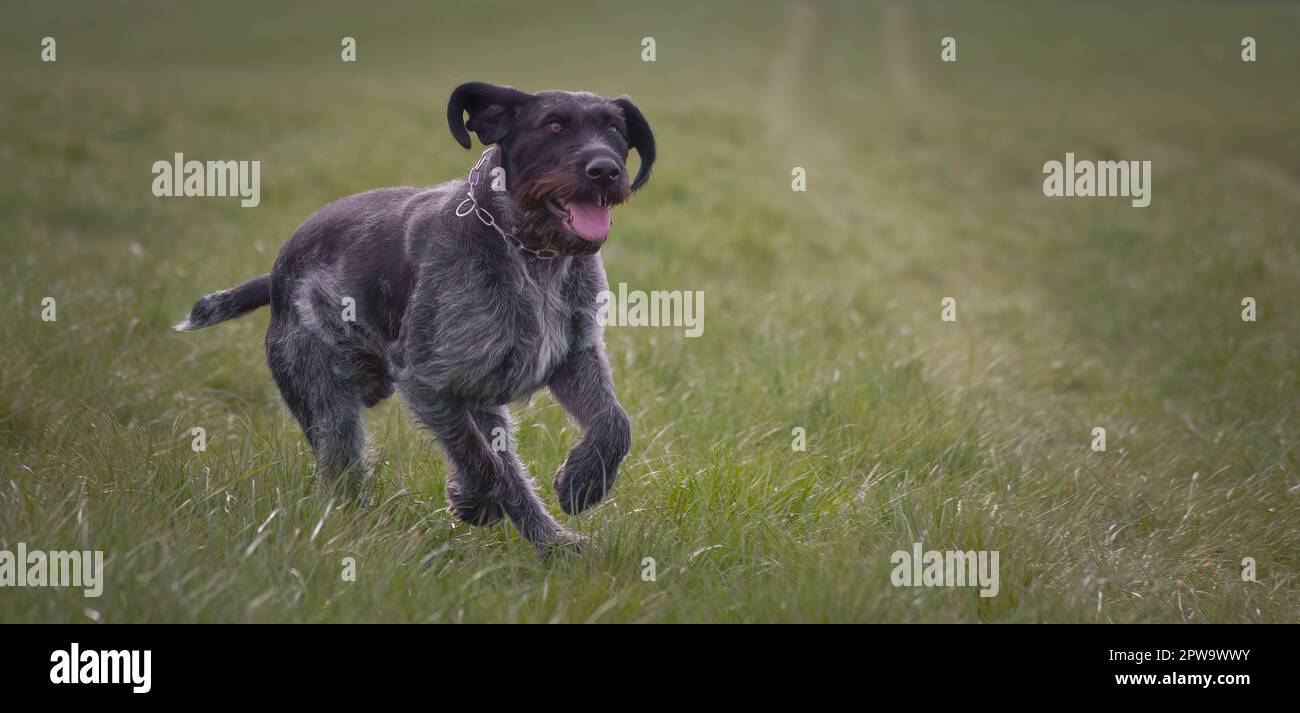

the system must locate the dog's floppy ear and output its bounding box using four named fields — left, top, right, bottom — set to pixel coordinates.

left=613, top=97, right=655, bottom=191
left=447, top=82, right=533, bottom=149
